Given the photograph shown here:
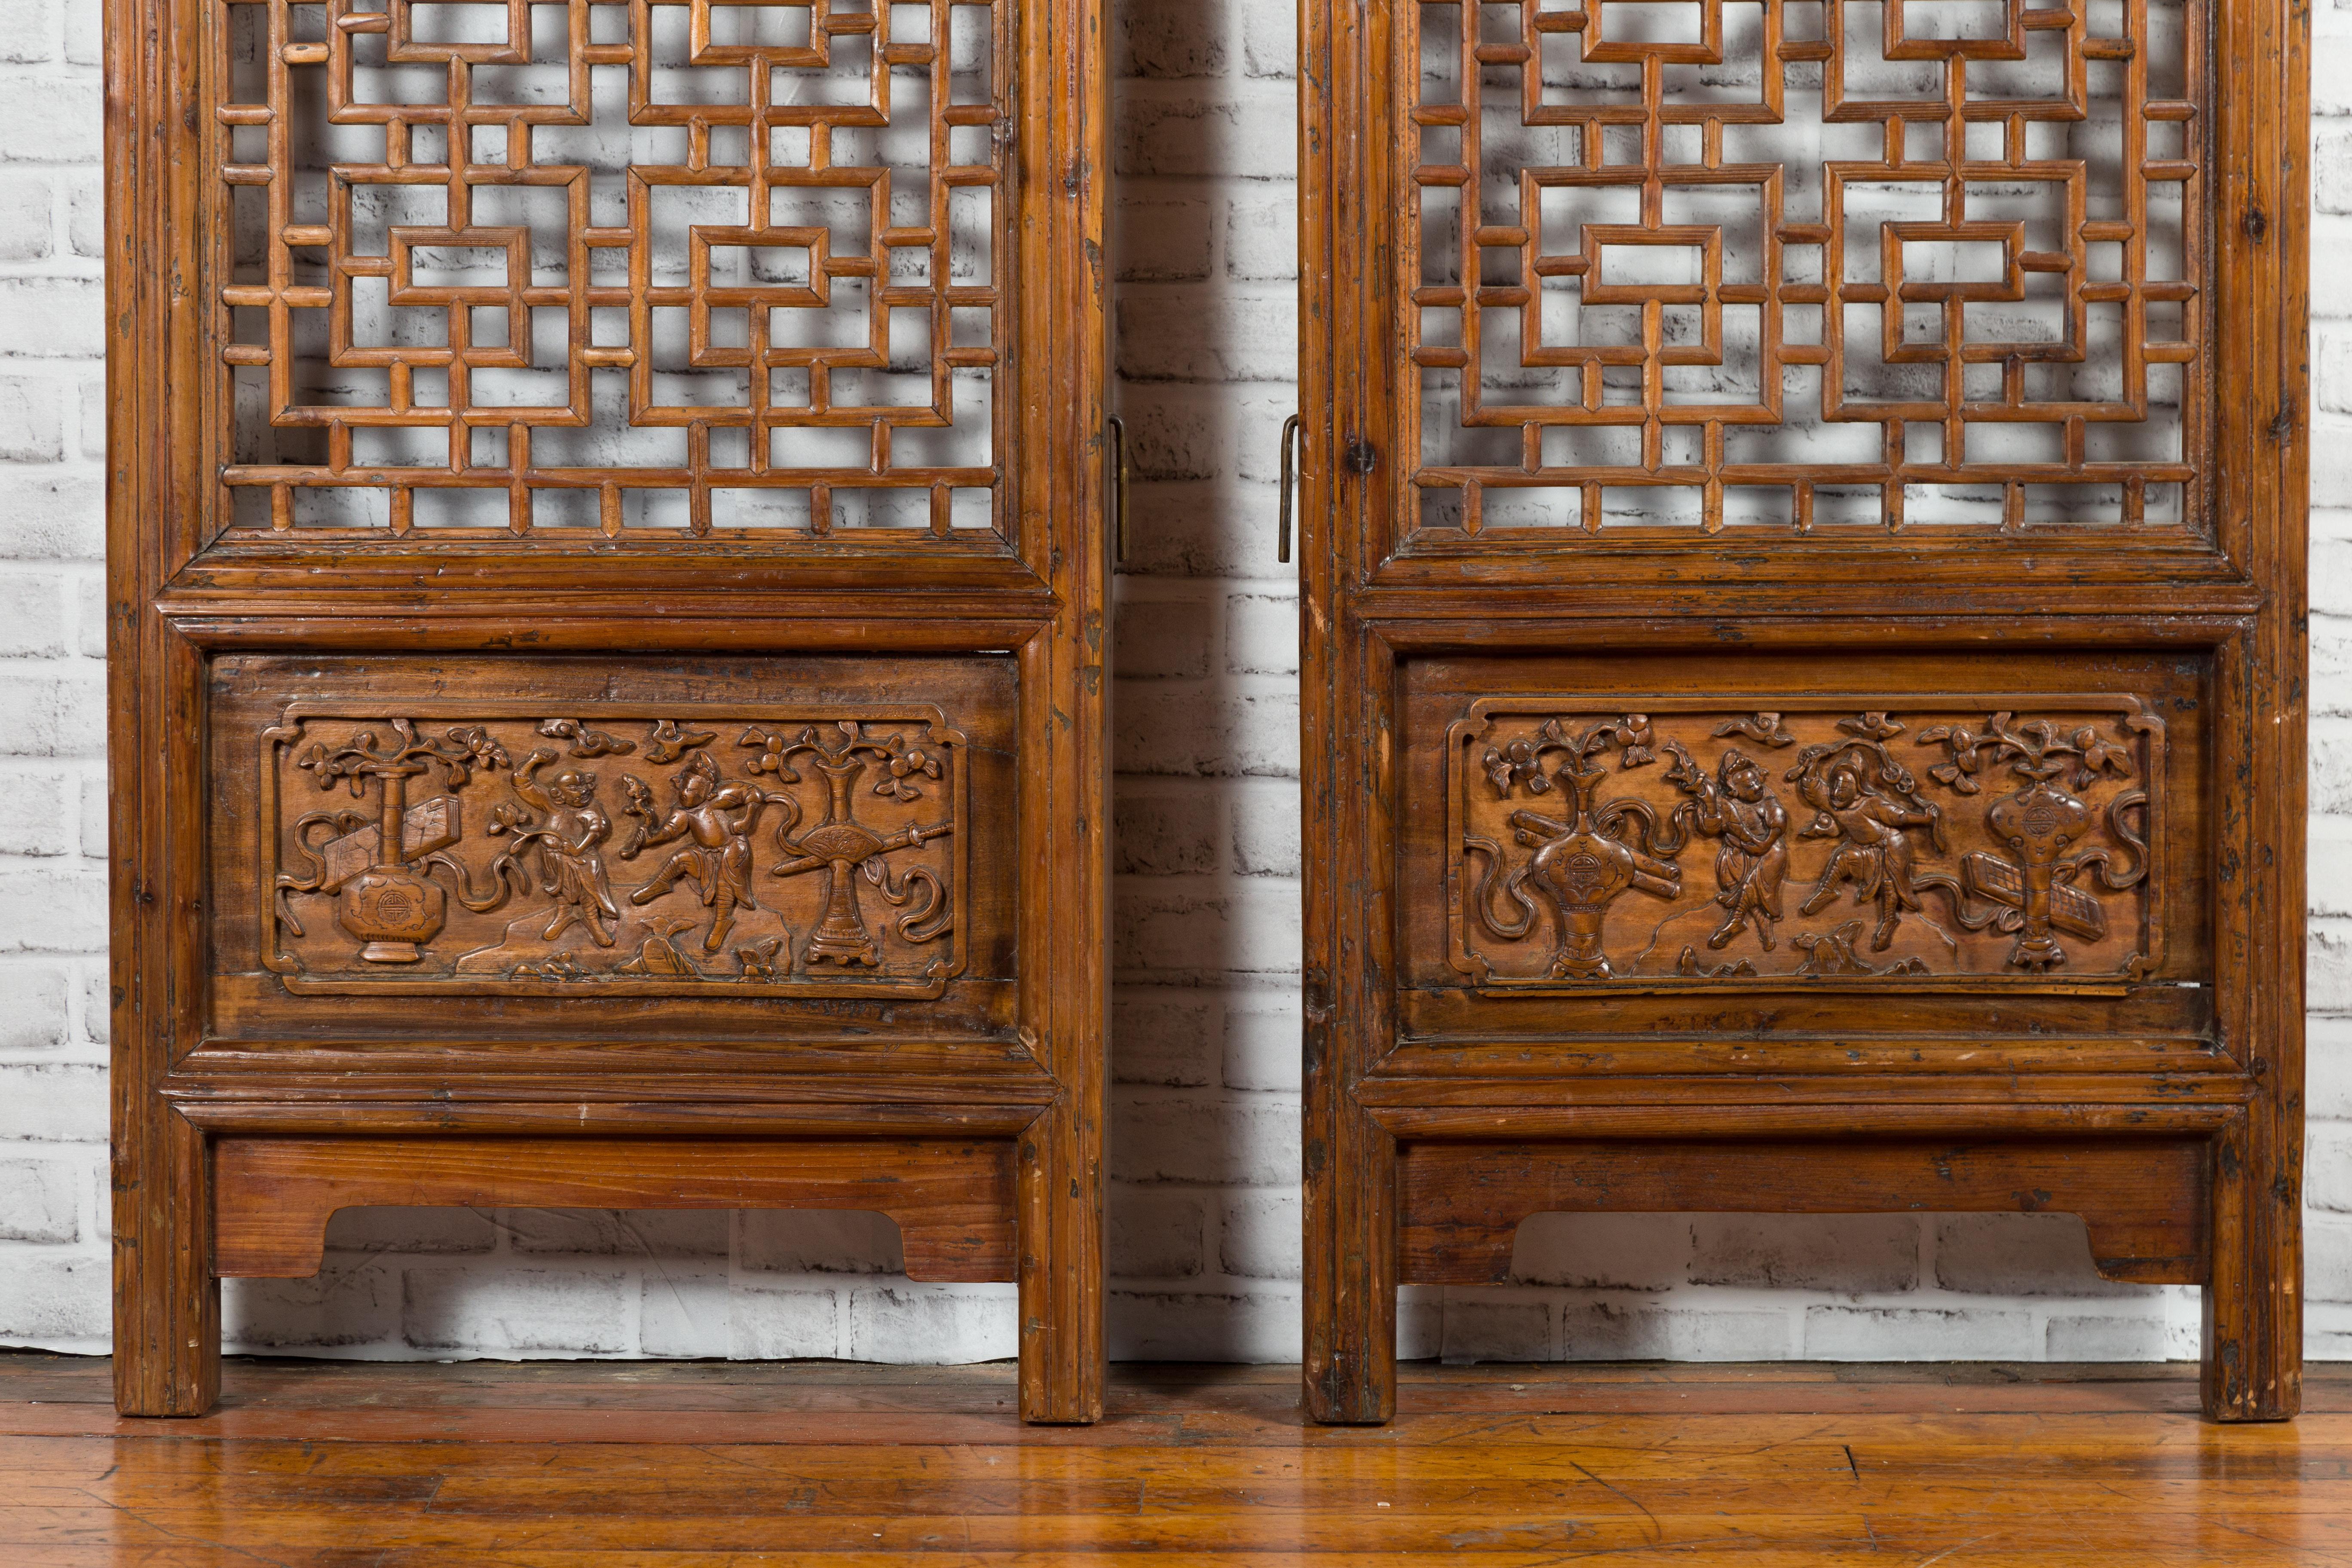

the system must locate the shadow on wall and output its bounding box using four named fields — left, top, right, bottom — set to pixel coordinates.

left=1102, top=0, right=1308, bottom=1362
left=1435, top=1211, right=2199, bottom=1365
left=225, top=1207, right=1018, bottom=1362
